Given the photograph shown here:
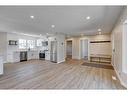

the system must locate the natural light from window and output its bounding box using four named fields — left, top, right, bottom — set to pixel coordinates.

left=27, top=40, right=35, bottom=49
left=19, top=39, right=35, bottom=49
left=19, top=39, right=27, bottom=49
